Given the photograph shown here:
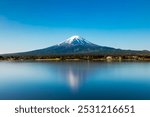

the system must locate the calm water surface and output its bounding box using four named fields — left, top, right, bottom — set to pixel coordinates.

left=0, top=61, right=150, bottom=100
